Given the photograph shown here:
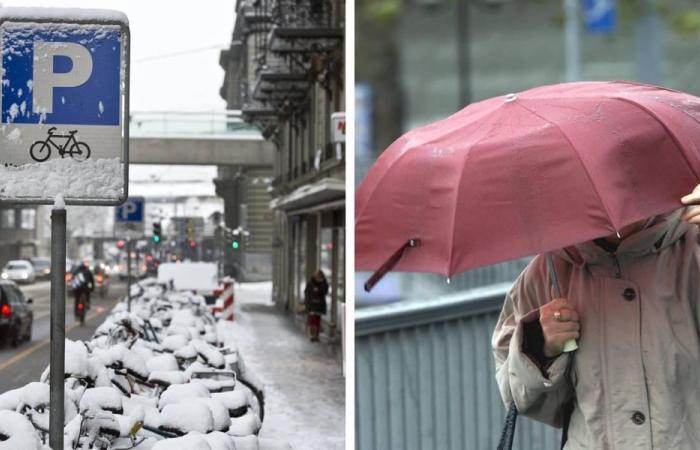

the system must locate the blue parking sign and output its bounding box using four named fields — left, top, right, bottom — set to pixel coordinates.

left=0, top=8, right=130, bottom=206
left=115, top=197, right=144, bottom=222
left=1, top=26, right=121, bottom=125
